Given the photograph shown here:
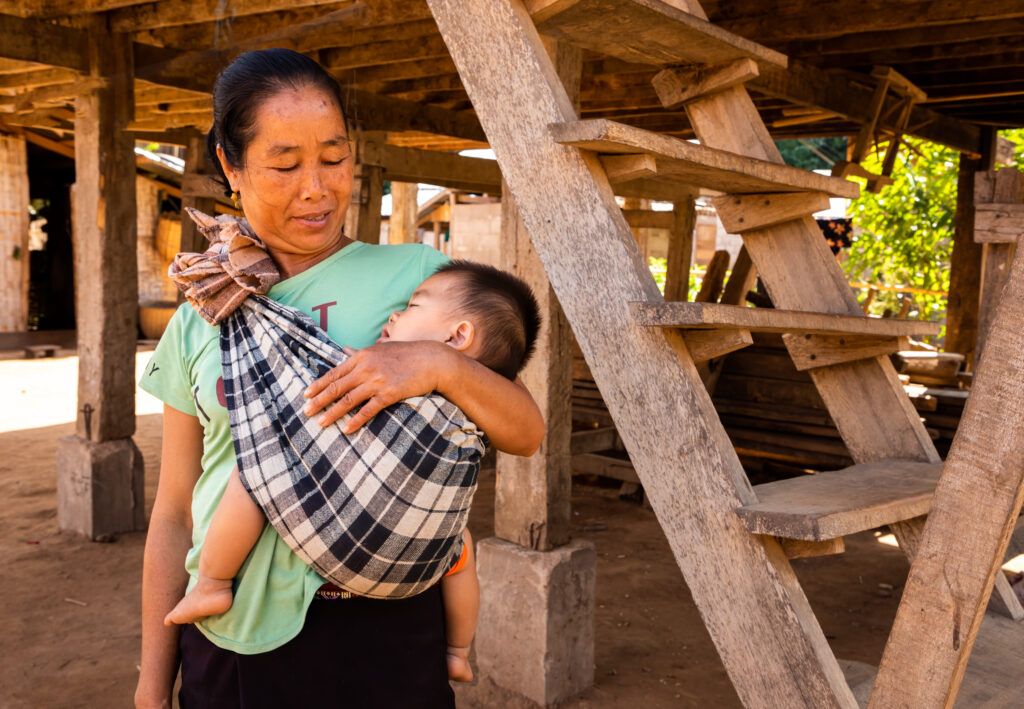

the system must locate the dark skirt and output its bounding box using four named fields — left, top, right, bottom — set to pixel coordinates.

left=178, top=584, right=455, bottom=709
